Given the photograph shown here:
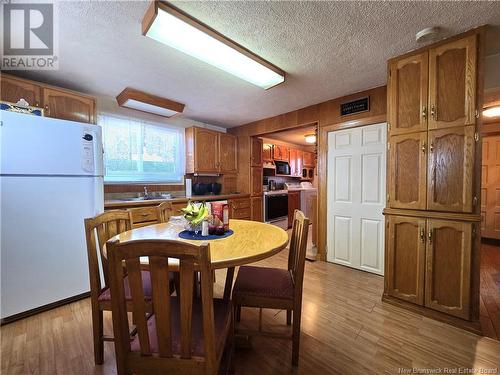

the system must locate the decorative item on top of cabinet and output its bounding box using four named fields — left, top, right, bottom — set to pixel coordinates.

left=272, top=144, right=289, bottom=161
left=288, top=191, right=301, bottom=228
left=1, top=74, right=41, bottom=107
left=250, top=166, right=263, bottom=196
left=388, top=52, right=429, bottom=136
left=427, top=125, right=475, bottom=213
left=251, top=196, right=263, bottom=222
left=251, top=137, right=263, bottom=167
left=185, top=127, right=238, bottom=174
left=388, top=132, right=427, bottom=210
left=424, top=220, right=472, bottom=319
left=303, top=151, right=315, bottom=167
left=43, top=87, right=96, bottom=124
left=386, top=215, right=426, bottom=305
left=428, top=35, right=477, bottom=130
